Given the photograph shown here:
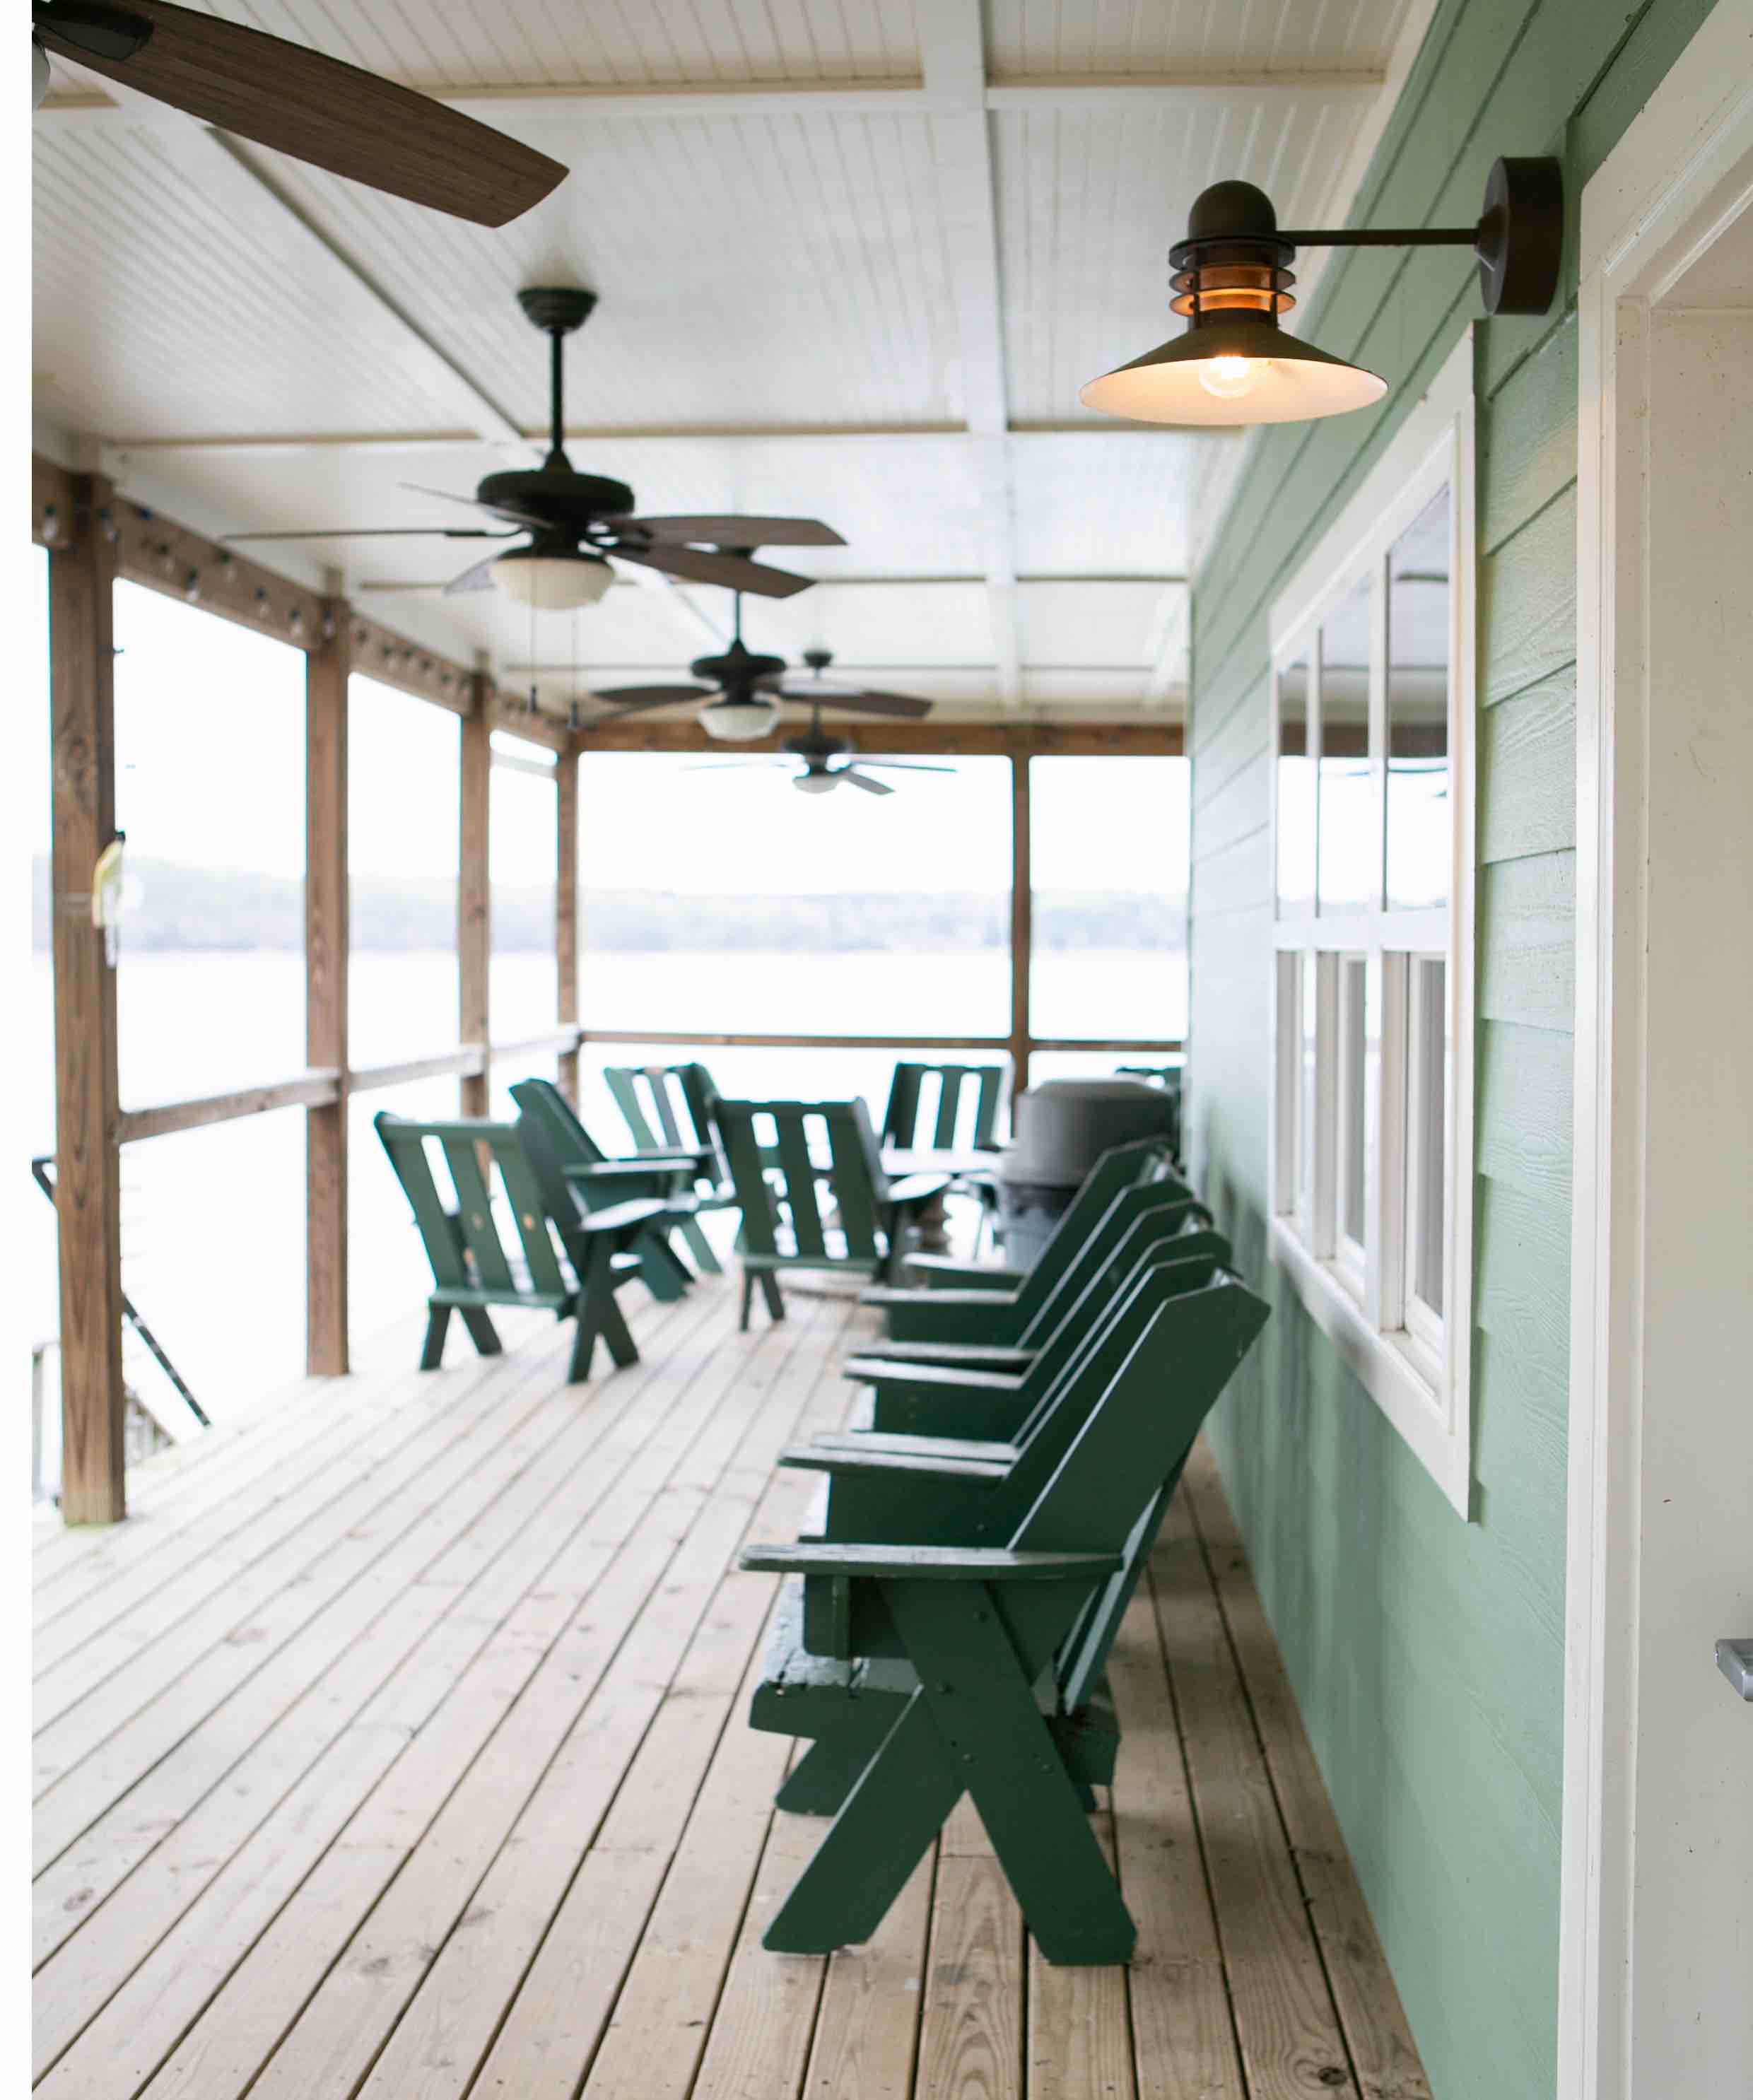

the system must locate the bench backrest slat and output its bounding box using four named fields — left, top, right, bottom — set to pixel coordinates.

left=716, top=1098, right=886, bottom=1264
left=376, top=1113, right=570, bottom=1306
left=881, top=1060, right=1006, bottom=1151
